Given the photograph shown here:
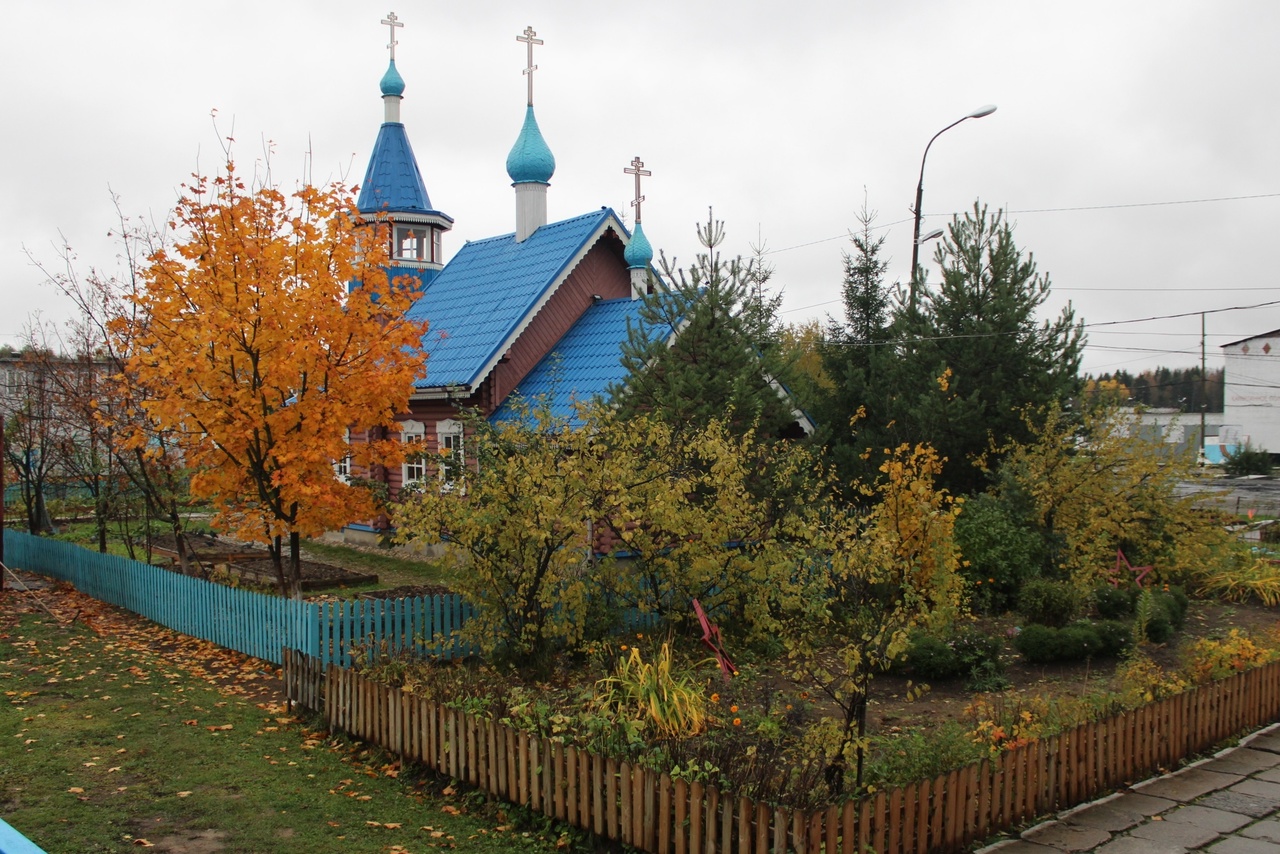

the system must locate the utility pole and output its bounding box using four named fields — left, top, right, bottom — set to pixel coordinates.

left=1200, top=311, right=1208, bottom=466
